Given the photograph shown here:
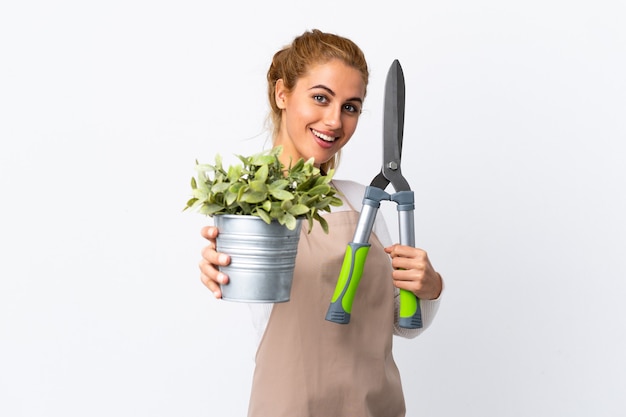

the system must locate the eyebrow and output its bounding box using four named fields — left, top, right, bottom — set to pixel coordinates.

left=309, top=84, right=363, bottom=104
